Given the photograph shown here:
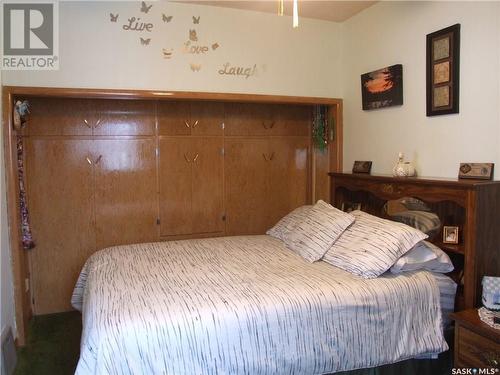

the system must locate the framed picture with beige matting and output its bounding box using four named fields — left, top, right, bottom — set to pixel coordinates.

left=426, top=24, right=460, bottom=116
